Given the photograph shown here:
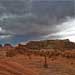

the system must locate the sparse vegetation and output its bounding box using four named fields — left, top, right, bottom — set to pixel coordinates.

left=0, top=40, right=75, bottom=75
